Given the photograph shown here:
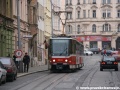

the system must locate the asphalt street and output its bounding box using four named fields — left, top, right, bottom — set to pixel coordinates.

left=0, top=54, right=120, bottom=90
